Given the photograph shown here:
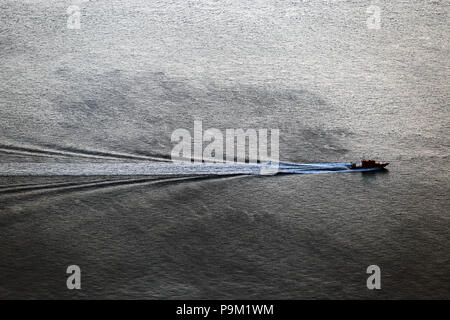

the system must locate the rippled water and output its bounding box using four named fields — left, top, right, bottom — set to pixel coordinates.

left=0, top=0, right=449, bottom=299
